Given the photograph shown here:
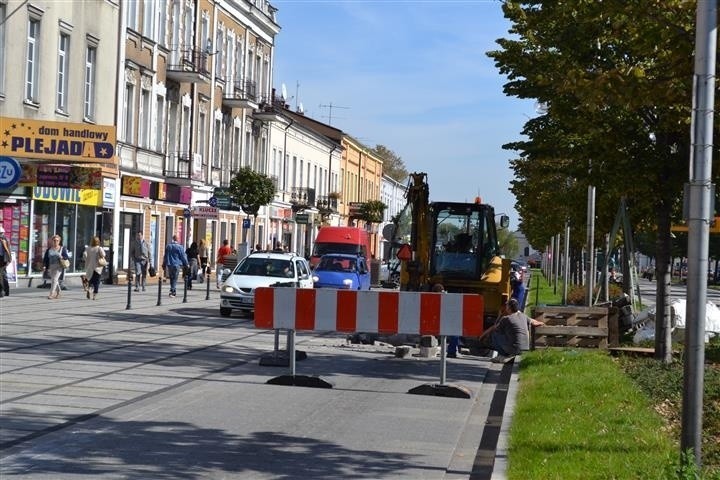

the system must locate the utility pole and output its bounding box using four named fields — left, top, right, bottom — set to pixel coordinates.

left=683, top=0, right=716, bottom=468
left=318, top=102, right=349, bottom=125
